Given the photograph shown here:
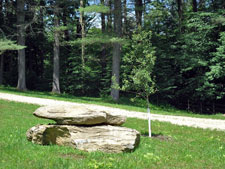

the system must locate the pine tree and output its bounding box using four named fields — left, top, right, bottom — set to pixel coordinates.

left=202, top=32, right=225, bottom=100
